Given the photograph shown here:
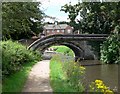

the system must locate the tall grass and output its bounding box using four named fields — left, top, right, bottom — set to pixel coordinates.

left=50, top=54, right=85, bottom=92
left=50, top=55, right=76, bottom=92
